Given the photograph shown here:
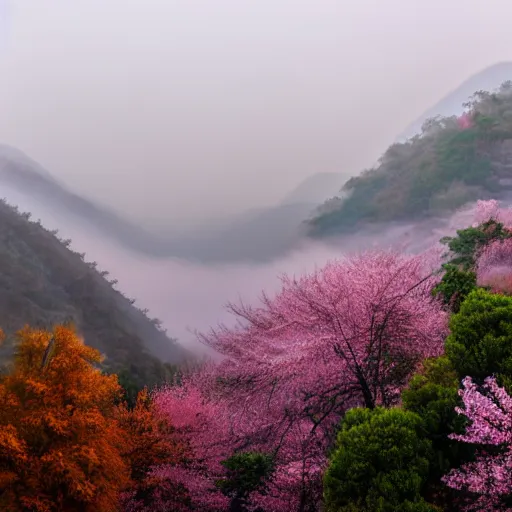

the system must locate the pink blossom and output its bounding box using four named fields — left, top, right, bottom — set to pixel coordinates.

left=443, top=377, right=512, bottom=511
left=473, top=200, right=512, bottom=228
left=471, top=199, right=512, bottom=295
left=204, top=249, right=447, bottom=411
left=457, top=112, right=473, bottom=130
left=196, top=250, right=445, bottom=508
left=150, top=379, right=232, bottom=510
left=473, top=200, right=501, bottom=226
left=476, top=238, right=512, bottom=294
